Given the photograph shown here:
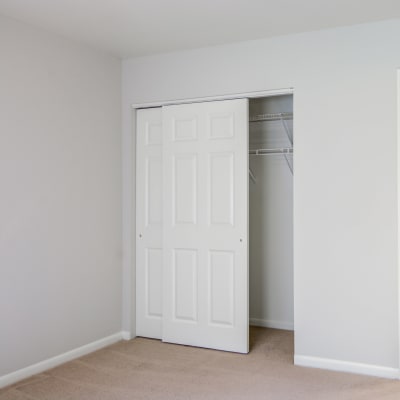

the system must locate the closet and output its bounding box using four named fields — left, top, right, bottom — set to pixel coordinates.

left=249, top=95, right=294, bottom=331
left=135, top=94, right=293, bottom=354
